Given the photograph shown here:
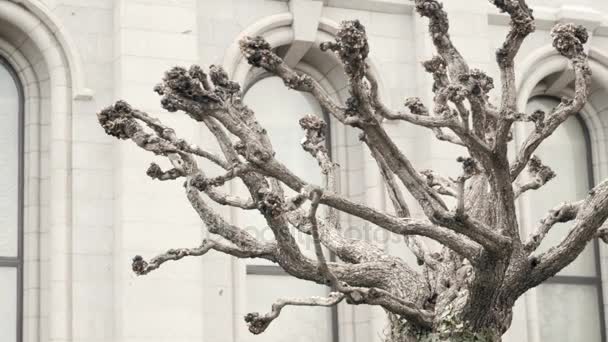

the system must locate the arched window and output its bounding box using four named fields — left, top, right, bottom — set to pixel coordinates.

left=239, top=76, right=337, bottom=342
left=0, top=57, right=24, bottom=342
left=525, top=96, right=605, bottom=342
